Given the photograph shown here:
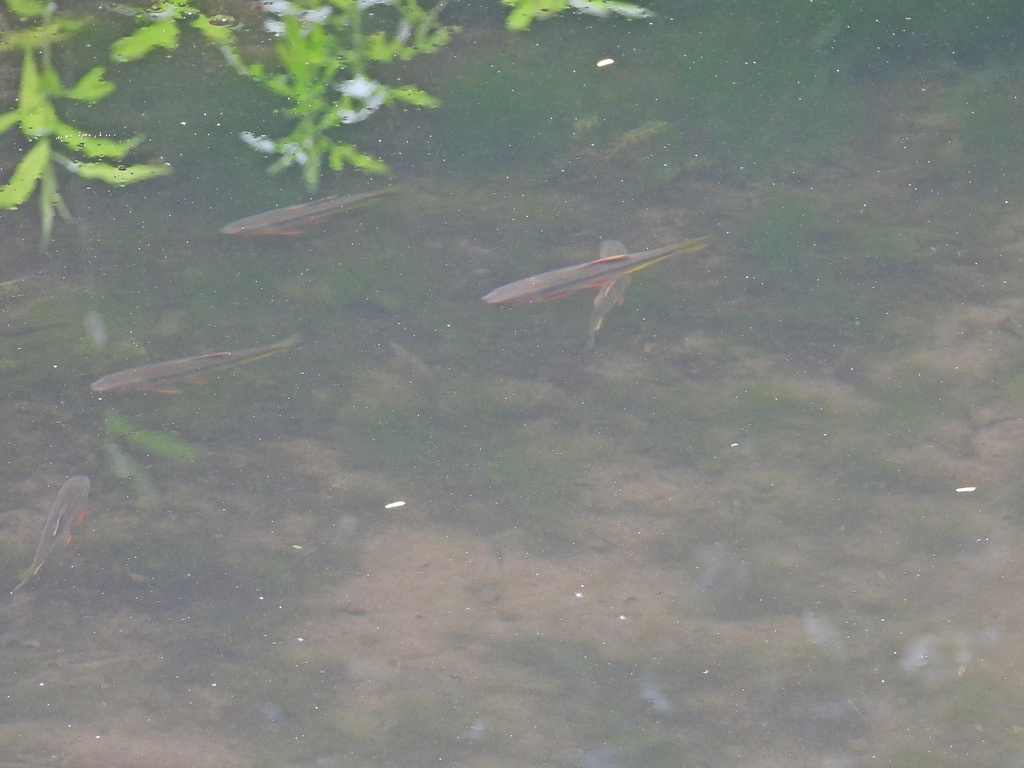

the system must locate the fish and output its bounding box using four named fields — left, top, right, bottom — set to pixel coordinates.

left=0, top=277, right=29, bottom=298
left=481, top=236, right=708, bottom=347
left=220, top=189, right=394, bottom=235
left=0, top=321, right=67, bottom=338
left=90, top=336, right=299, bottom=394
left=11, top=475, right=91, bottom=594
